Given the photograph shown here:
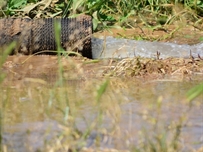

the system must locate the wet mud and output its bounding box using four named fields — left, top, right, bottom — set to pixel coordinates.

left=2, top=55, right=203, bottom=85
